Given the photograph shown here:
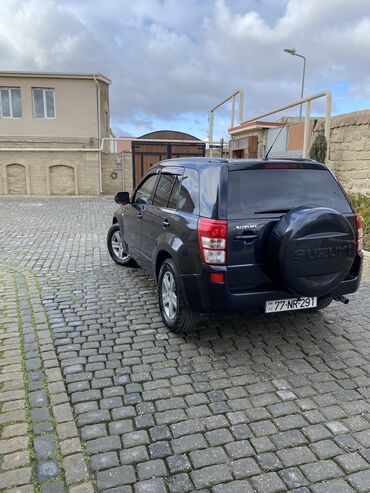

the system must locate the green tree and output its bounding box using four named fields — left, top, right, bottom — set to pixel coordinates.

left=309, top=133, right=327, bottom=163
